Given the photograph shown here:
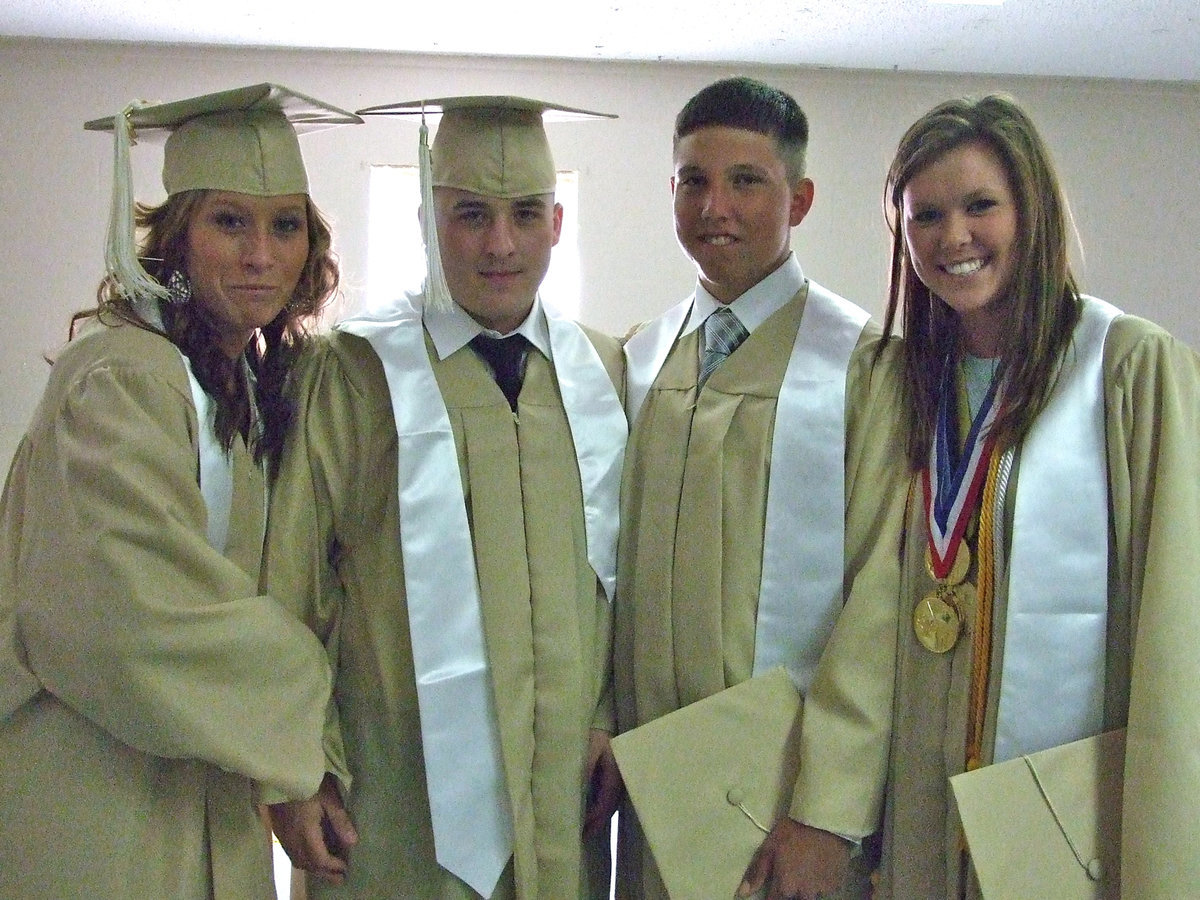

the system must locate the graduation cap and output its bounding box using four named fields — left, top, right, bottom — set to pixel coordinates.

left=85, top=83, right=361, bottom=302
left=356, top=95, right=615, bottom=311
